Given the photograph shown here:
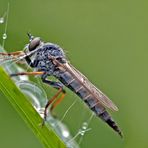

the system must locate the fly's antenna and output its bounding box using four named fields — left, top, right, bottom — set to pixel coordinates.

left=27, top=32, right=34, bottom=41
